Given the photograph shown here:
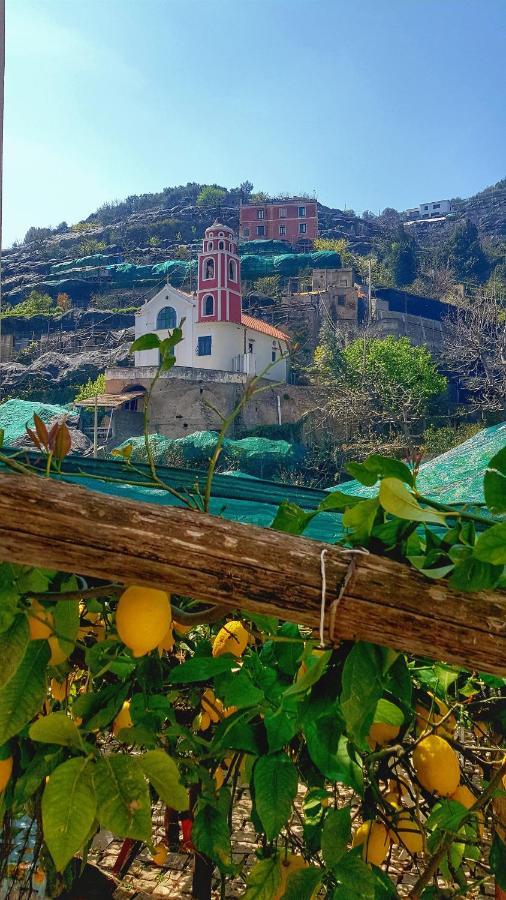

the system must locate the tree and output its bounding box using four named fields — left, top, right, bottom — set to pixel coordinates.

left=23, top=226, right=52, bottom=244
left=310, top=333, right=447, bottom=453
left=74, top=373, right=106, bottom=403
left=251, top=275, right=282, bottom=300
left=239, top=180, right=253, bottom=197
left=196, top=186, right=227, bottom=209
left=1, top=290, right=55, bottom=318
left=442, top=294, right=506, bottom=413
left=55, top=292, right=71, bottom=312
left=442, top=220, right=488, bottom=281
left=79, top=239, right=106, bottom=256
left=387, top=236, right=417, bottom=286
